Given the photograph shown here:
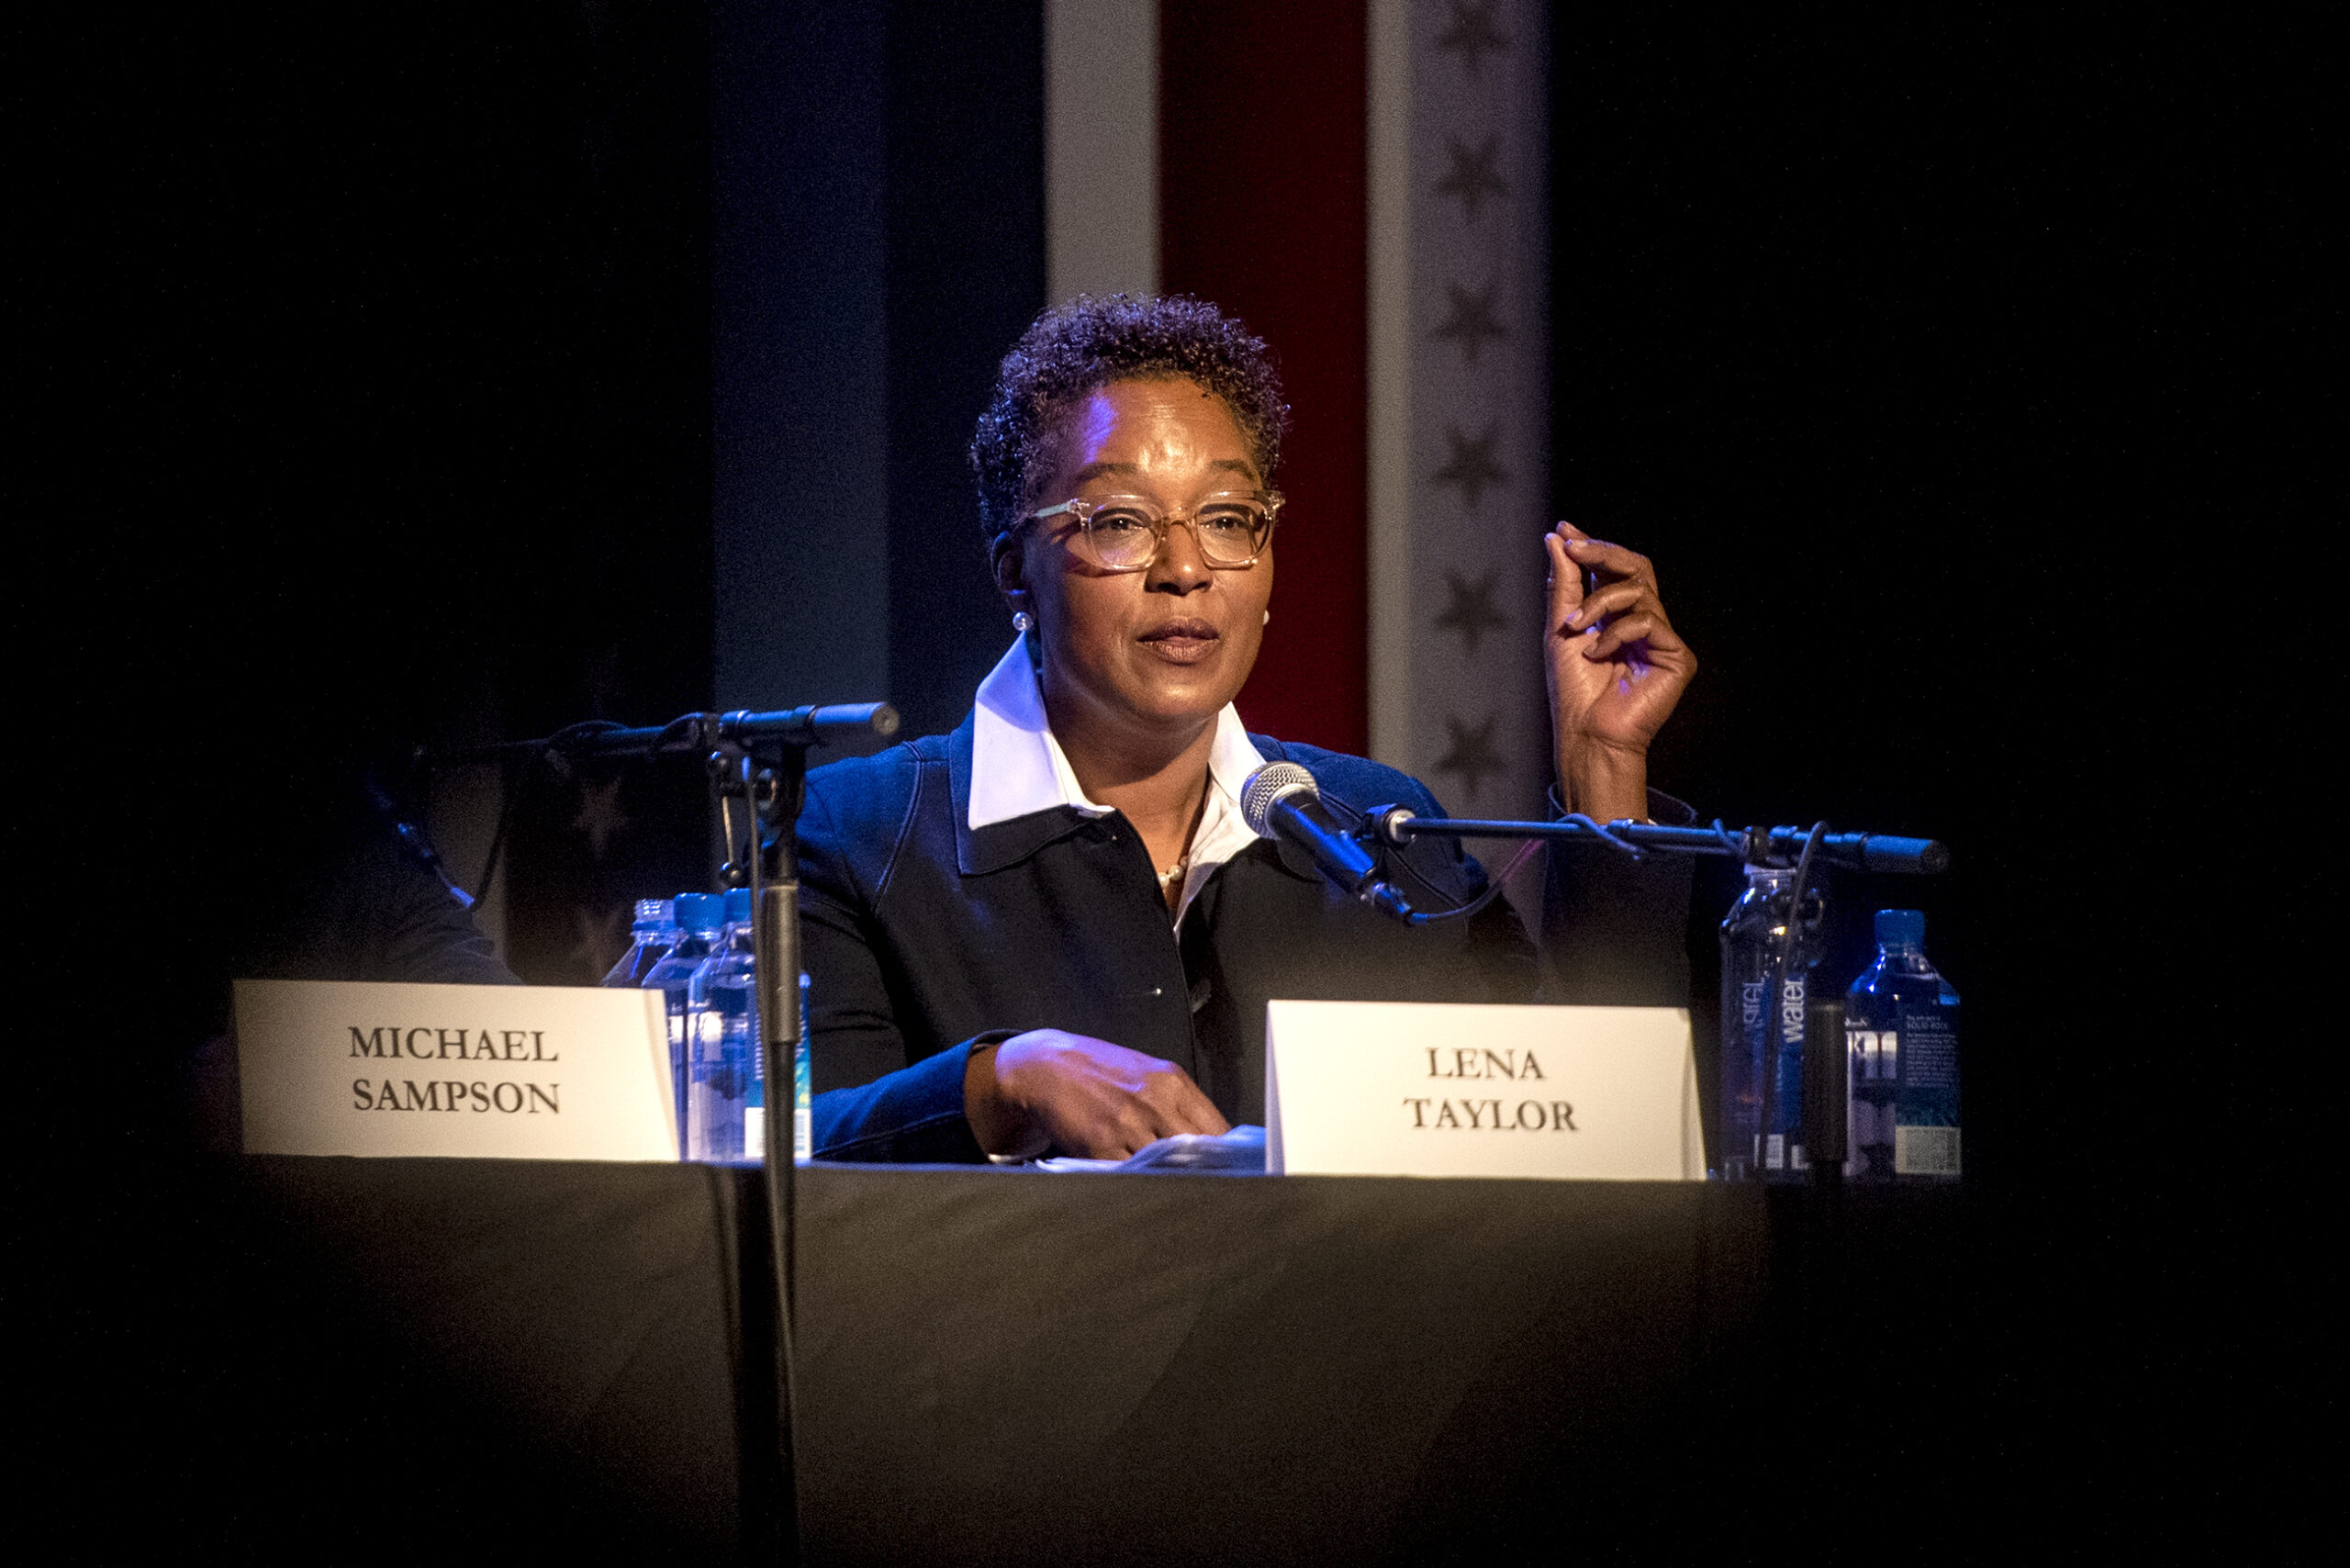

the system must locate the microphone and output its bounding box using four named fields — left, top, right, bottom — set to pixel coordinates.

left=717, top=702, right=900, bottom=748
left=1240, top=763, right=1413, bottom=920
